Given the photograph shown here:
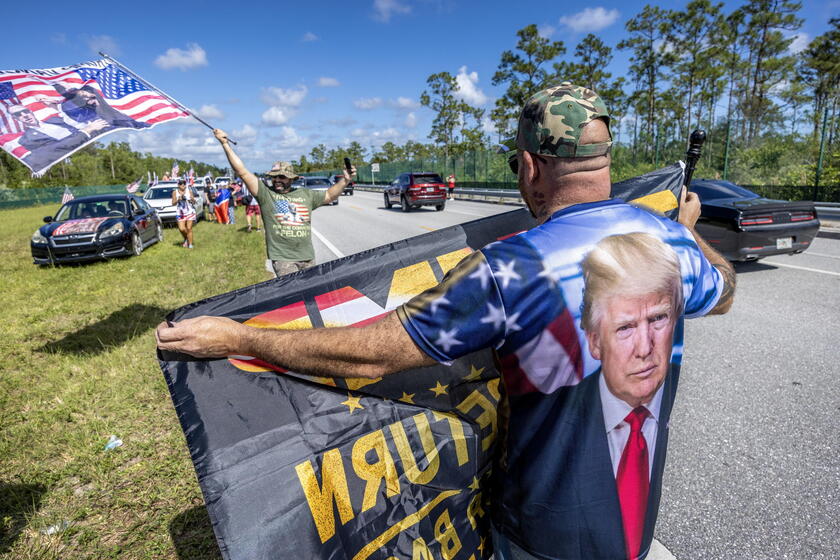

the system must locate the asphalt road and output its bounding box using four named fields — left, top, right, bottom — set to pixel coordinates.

left=308, top=191, right=840, bottom=559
